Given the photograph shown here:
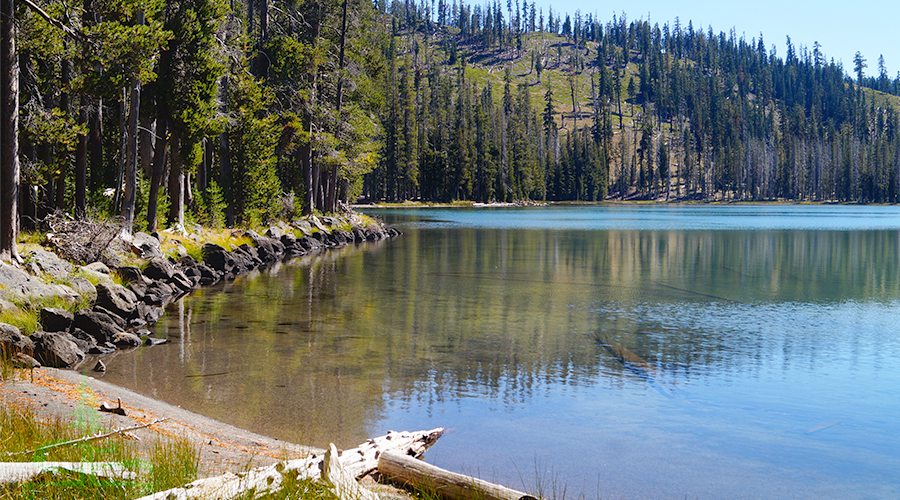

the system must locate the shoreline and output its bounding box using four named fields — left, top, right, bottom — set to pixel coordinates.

left=1, top=367, right=320, bottom=476
left=0, top=213, right=402, bottom=478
